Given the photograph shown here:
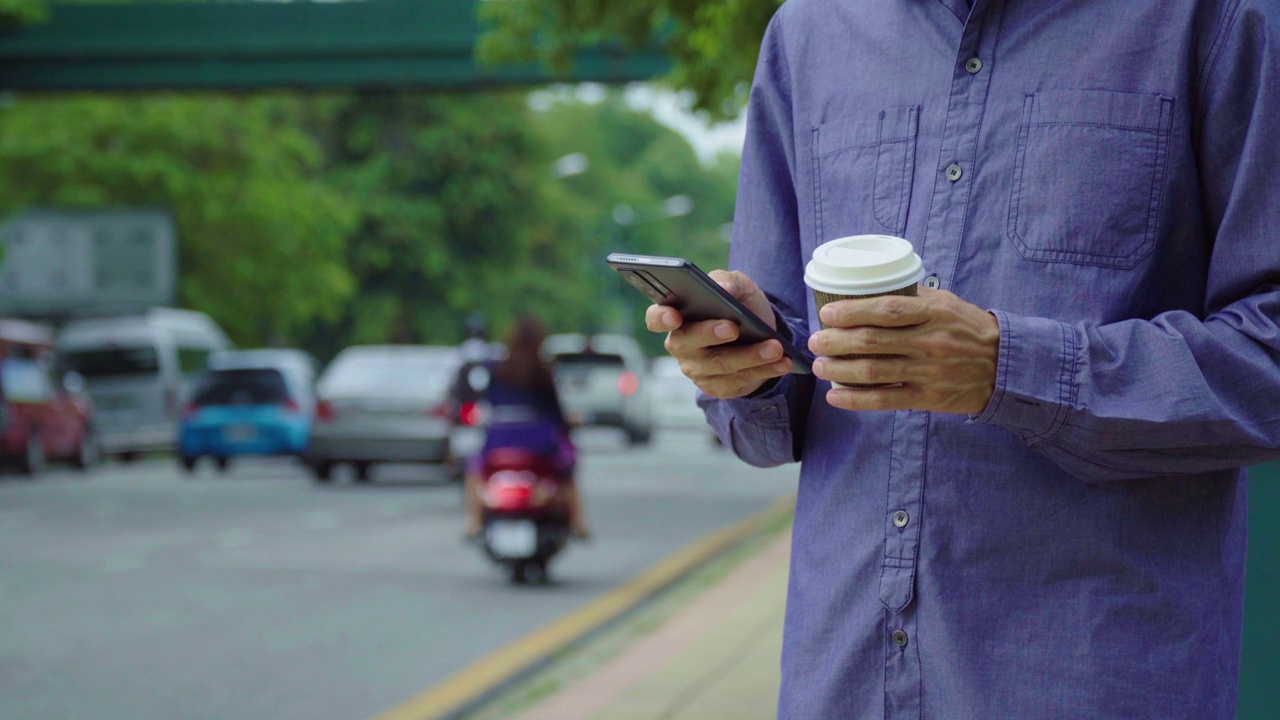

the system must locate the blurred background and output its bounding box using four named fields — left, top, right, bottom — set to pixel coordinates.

left=0, top=2, right=794, bottom=719
left=0, top=1, right=1274, bottom=719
